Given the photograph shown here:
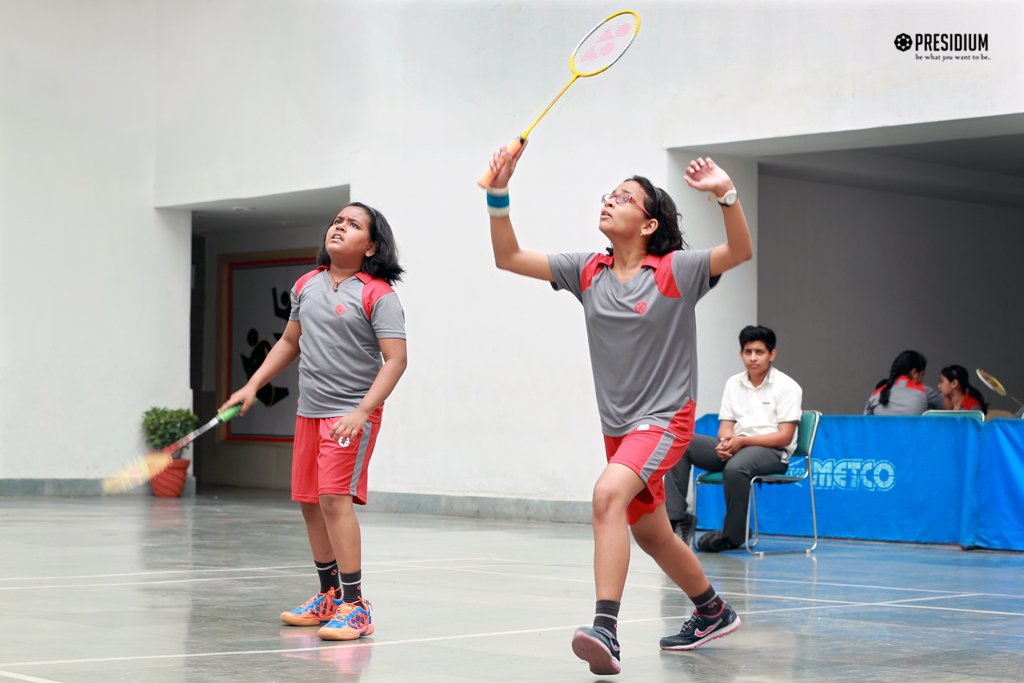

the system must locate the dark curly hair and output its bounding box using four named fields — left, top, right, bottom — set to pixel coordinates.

left=606, top=176, right=688, bottom=256
left=316, top=202, right=404, bottom=285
